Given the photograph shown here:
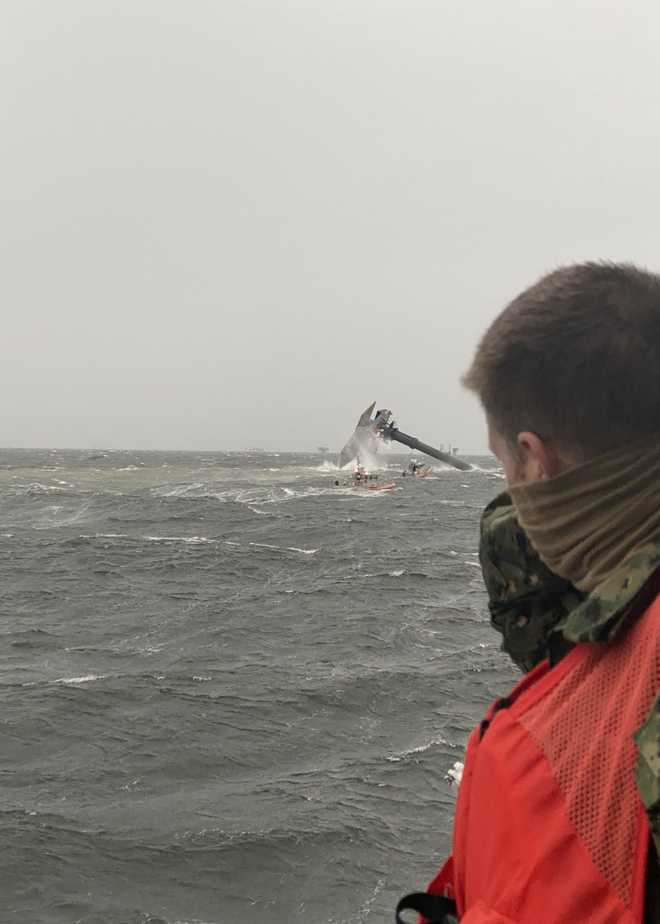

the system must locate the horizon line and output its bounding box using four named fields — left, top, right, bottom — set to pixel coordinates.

left=0, top=444, right=493, bottom=456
